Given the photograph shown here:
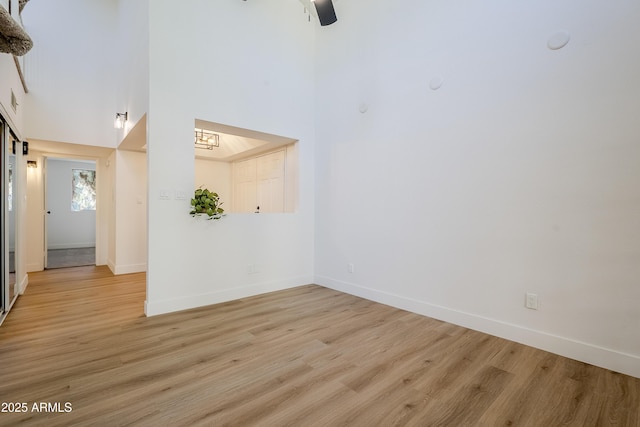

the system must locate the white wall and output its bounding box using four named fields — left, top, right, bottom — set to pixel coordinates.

left=106, top=150, right=116, bottom=272
left=106, top=0, right=149, bottom=276
left=313, top=0, right=640, bottom=378
left=22, top=0, right=118, bottom=148
left=115, top=0, right=149, bottom=140
left=45, top=158, right=96, bottom=249
left=112, top=149, right=147, bottom=274
left=144, top=0, right=316, bottom=315
left=1, top=33, right=28, bottom=293
left=0, top=0, right=27, bottom=133
left=25, top=151, right=44, bottom=272
left=0, top=57, right=25, bottom=133
left=194, top=159, right=231, bottom=210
